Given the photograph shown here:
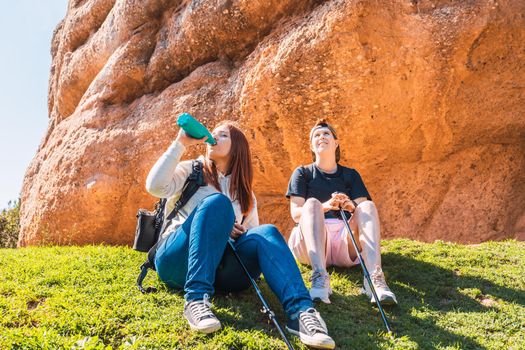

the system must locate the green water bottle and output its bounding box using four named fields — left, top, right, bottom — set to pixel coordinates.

left=176, top=113, right=216, bottom=145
